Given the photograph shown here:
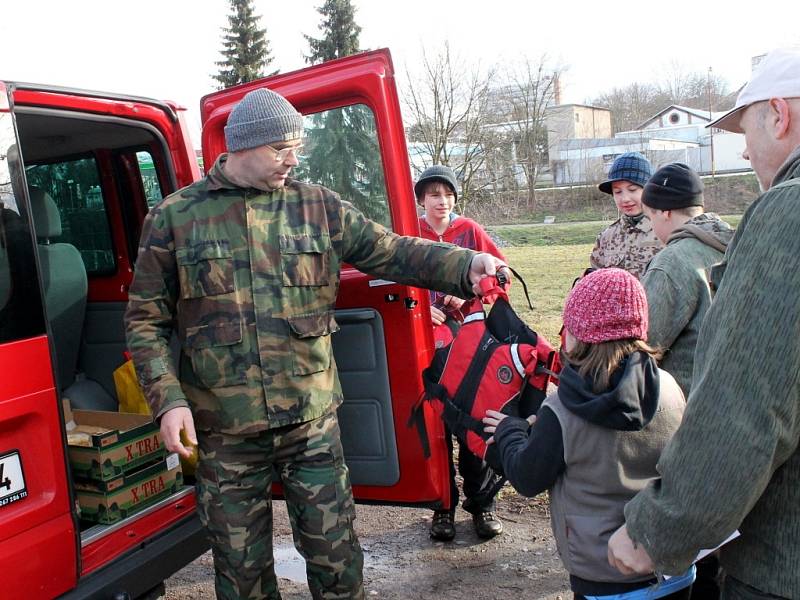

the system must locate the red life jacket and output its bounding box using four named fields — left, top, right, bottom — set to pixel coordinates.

left=412, top=271, right=560, bottom=472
